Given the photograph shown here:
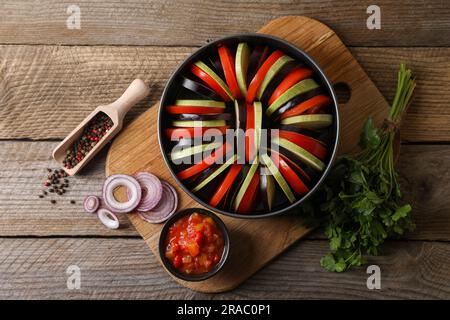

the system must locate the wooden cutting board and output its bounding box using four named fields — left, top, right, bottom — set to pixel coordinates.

left=105, top=16, right=389, bottom=293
